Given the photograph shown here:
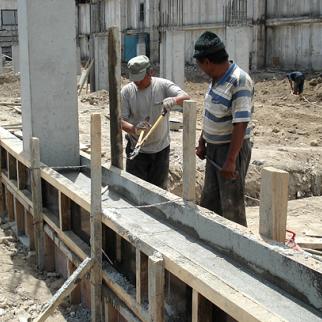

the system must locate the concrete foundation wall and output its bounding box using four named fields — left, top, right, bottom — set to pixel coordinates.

left=266, top=23, right=322, bottom=71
